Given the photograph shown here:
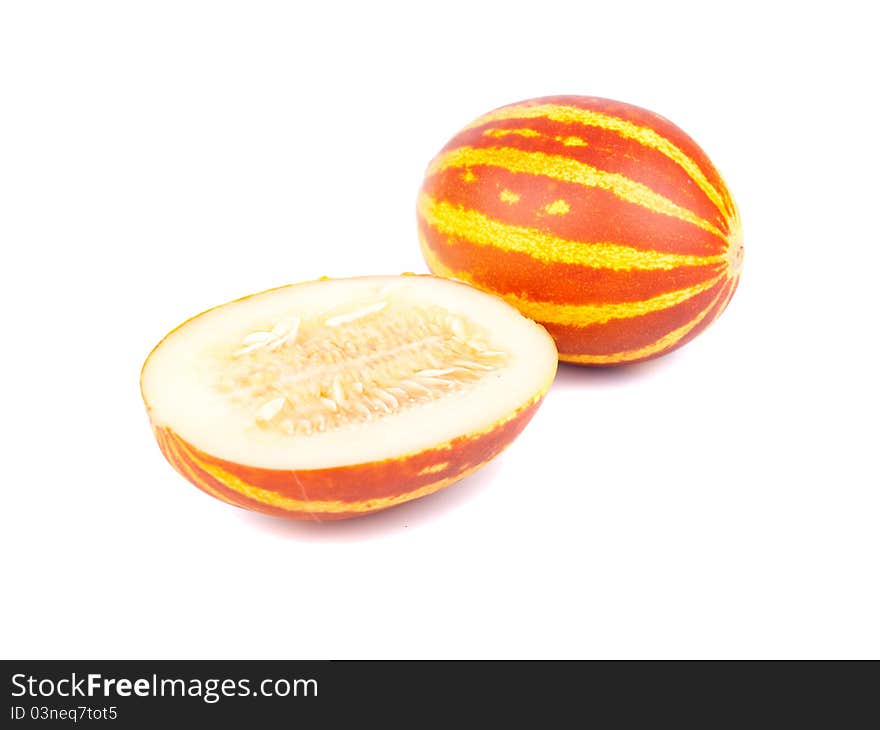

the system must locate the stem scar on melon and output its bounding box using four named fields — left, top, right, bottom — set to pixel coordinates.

left=141, top=275, right=557, bottom=520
